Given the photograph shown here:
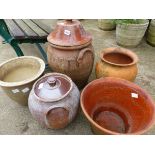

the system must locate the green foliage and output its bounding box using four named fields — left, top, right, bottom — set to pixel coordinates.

left=115, top=19, right=144, bottom=25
